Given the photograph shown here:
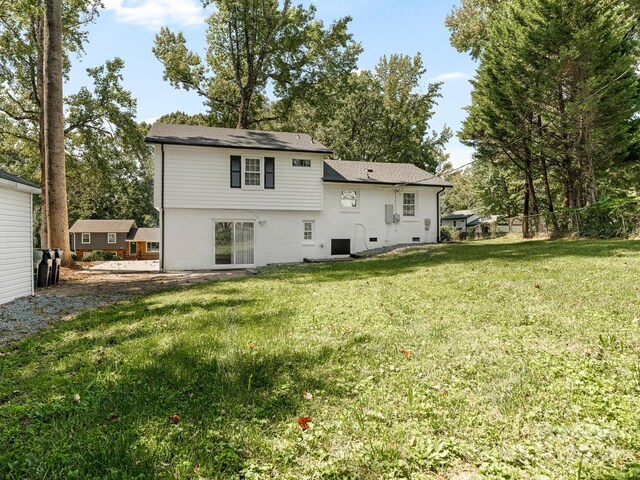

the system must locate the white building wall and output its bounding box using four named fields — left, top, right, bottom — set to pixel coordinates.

left=0, top=185, right=34, bottom=303
left=162, top=183, right=441, bottom=270
left=153, top=144, right=325, bottom=211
